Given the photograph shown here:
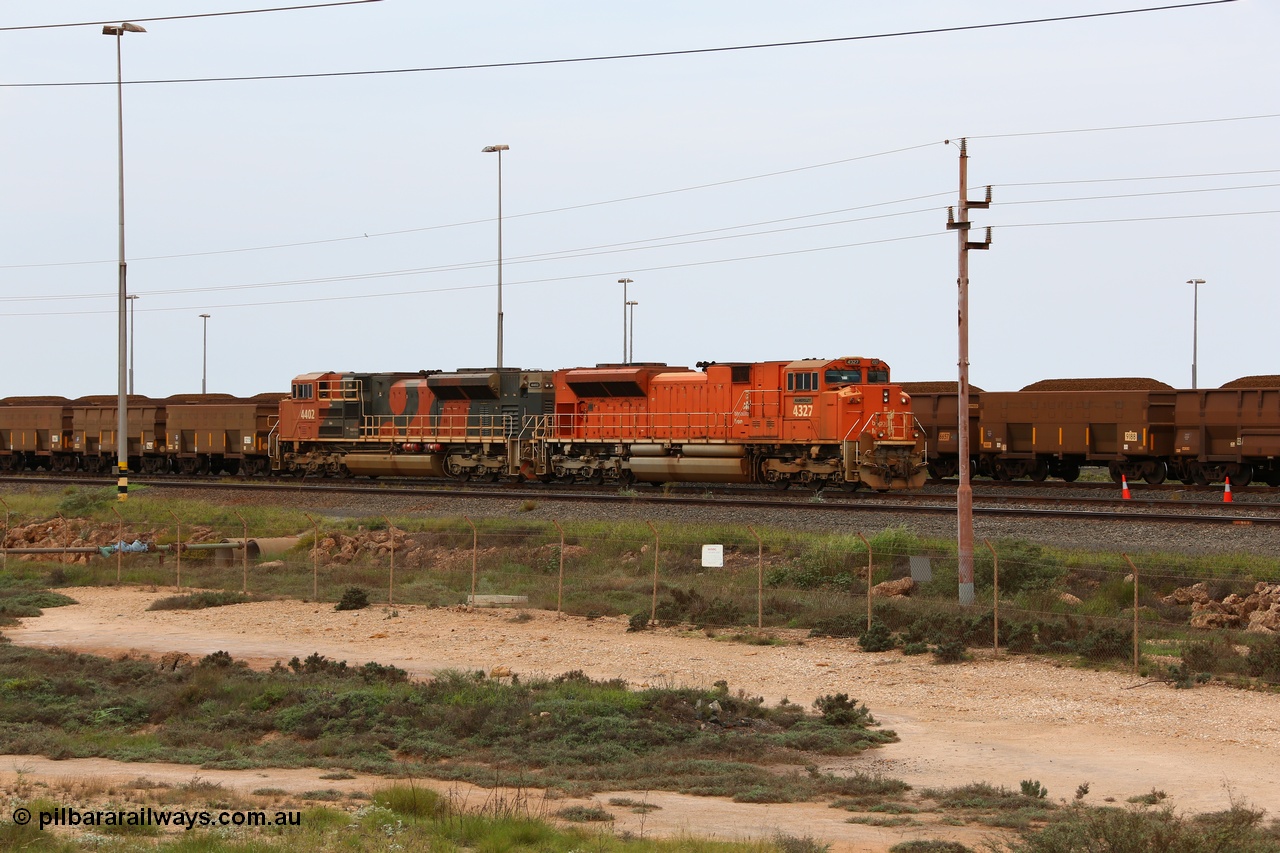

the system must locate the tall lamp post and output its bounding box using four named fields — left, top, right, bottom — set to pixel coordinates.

left=104, top=21, right=146, bottom=501
left=618, top=278, right=633, bottom=363
left=127, top=294, right=139, bottom=395
left=627, top=300, right=638, bottom=363
left=482, top=144, right=509, bottom=369
left=199, top=313, right=211, bottom=394
left=1187, top=278, right=1205, bottom=389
